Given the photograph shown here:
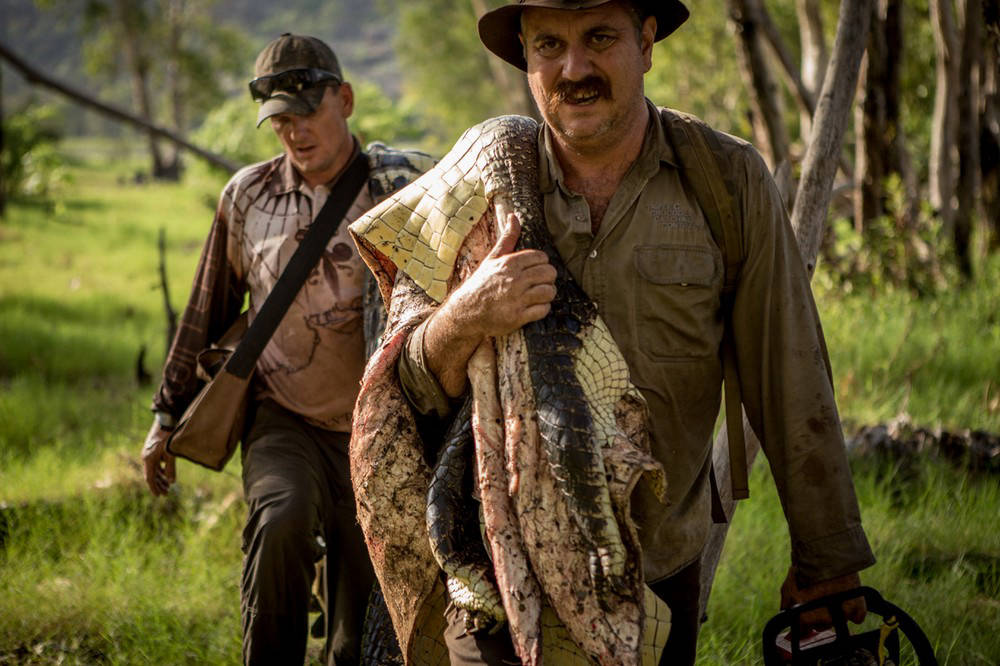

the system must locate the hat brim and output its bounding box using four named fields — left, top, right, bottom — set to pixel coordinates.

left=478, top=0, right=690, bottom=72
left=255, top=89, right=323, bottom=127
